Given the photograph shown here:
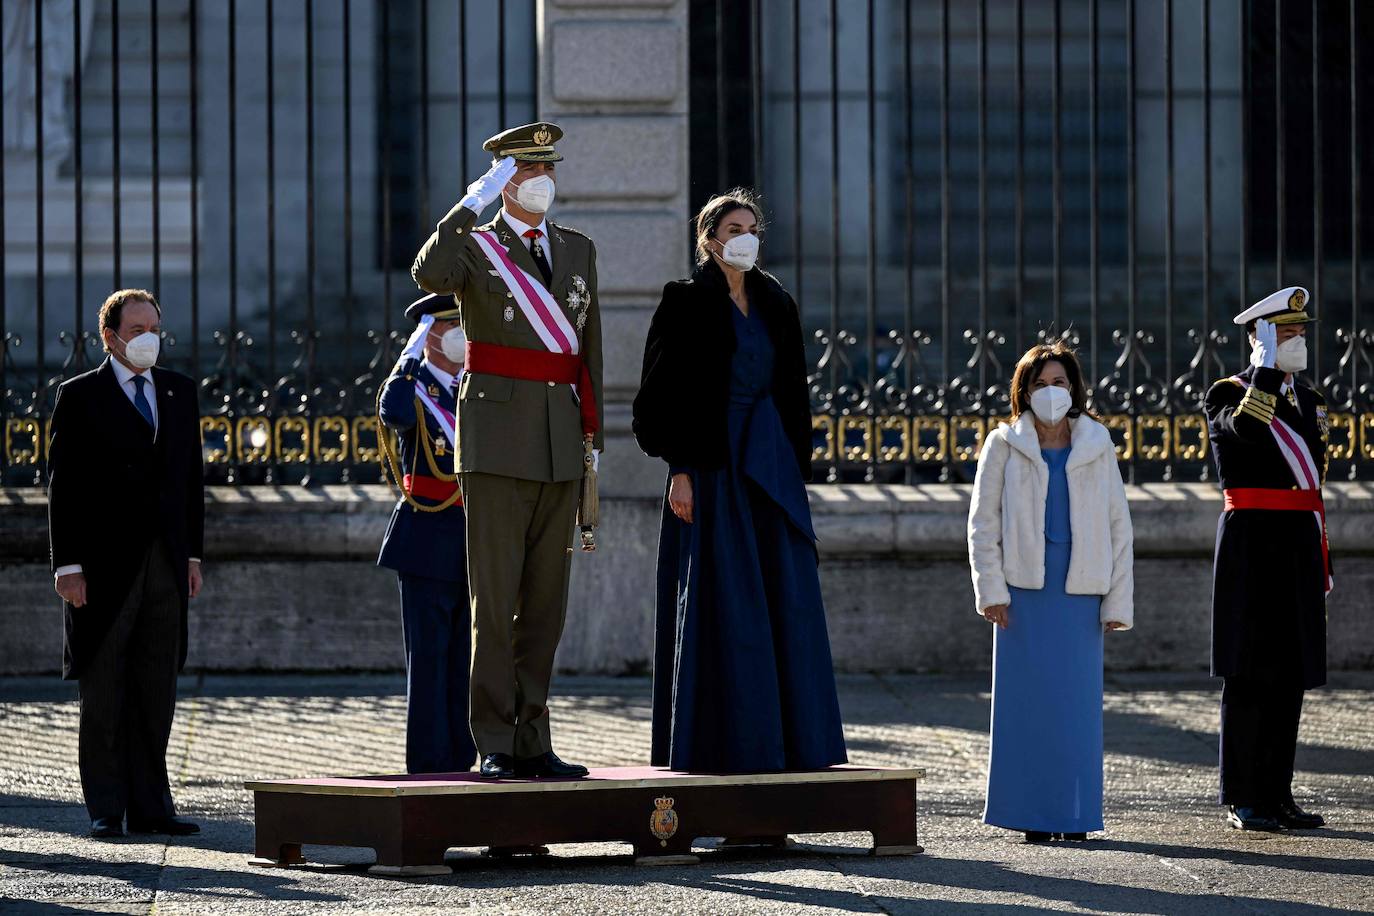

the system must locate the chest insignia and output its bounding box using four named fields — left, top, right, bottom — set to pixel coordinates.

left=427, top=384, right=441, bottom=397
left=504, top=305, right=516, bottom=323
left=568, top=274, right=590, bottom=330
